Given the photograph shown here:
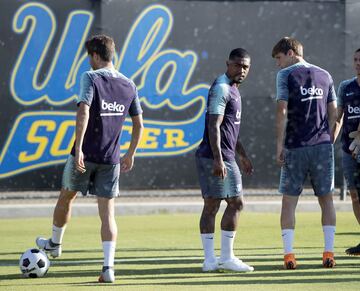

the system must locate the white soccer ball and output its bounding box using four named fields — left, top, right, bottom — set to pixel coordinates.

left=19, top=248, right=50, bottom=278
